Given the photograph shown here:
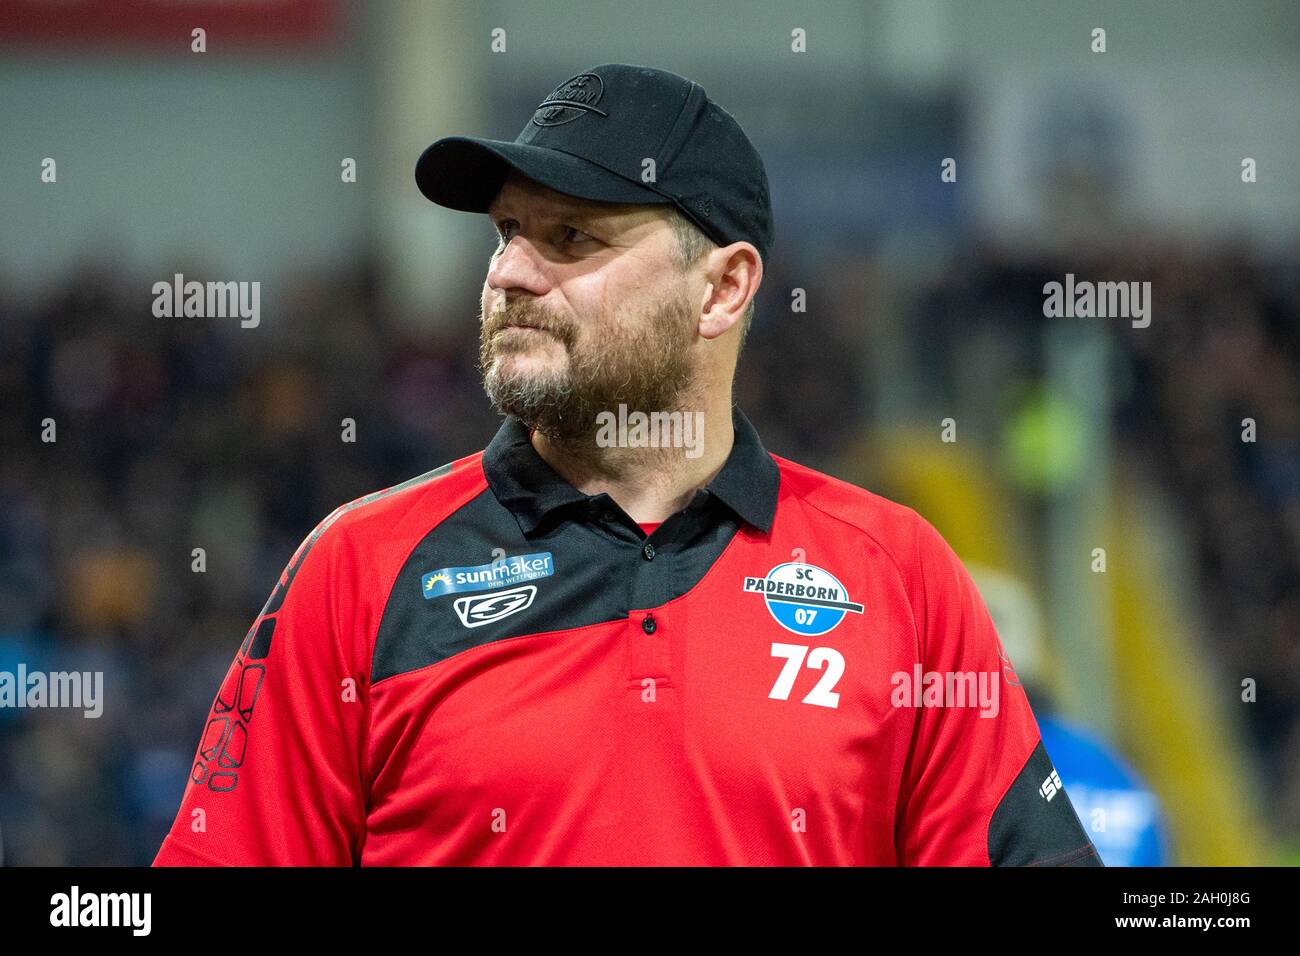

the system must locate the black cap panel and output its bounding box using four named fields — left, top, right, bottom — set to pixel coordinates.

left=414, top=63, right=774, bottom=262
left=415, top=136, right=675, bottom=212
